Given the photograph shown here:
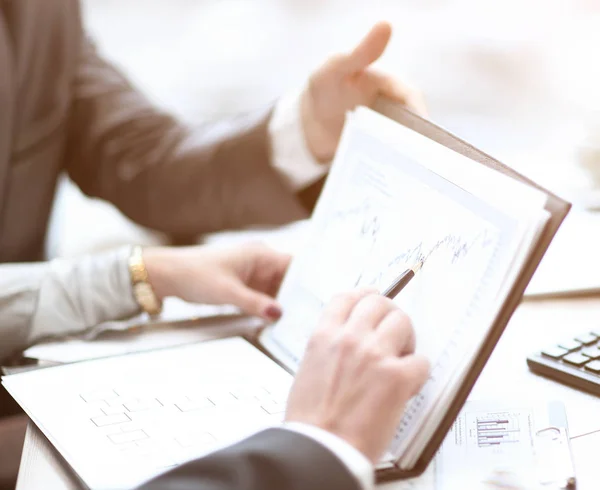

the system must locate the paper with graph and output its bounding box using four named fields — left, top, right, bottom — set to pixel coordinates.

left=434, top=400, right=574, bottom=490
left=261, top=106, right=549, bottom=467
